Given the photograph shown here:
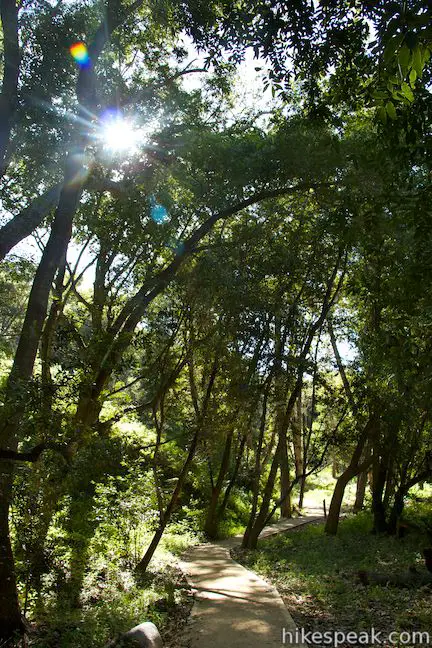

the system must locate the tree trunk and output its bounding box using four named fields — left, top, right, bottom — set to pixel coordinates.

left=371, top=456, right=388, bottom=534
left=325, top=471, right=351, bottom=535
left=136, top=428, right=200, bottom=573
left=219, top=432, right=247, bottom=519
left=0, top=184, right=62, bottom=261
left=325, top=421, right=373, bottom=535
left=293, top=395, right=304, bottom=508
left=332, top=457, right=339, bottom=478
left=242, top=435, right=280, bottom=550
left=387, top=488, right=406, bottom=536
left=0, top=0, right=19, bottom=177
left=383, top=456, right=395, bottom=511
left=279, top=430, right=292, bottom=518
left=299, top=476, right=306, bottom=509
left=353, top=469, right=367, bottom=513
left=242, top=386, right=270, bottom=549
left=0, top=463, right=23, bottom=640
left=204, top=429, right=233, bottom=539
